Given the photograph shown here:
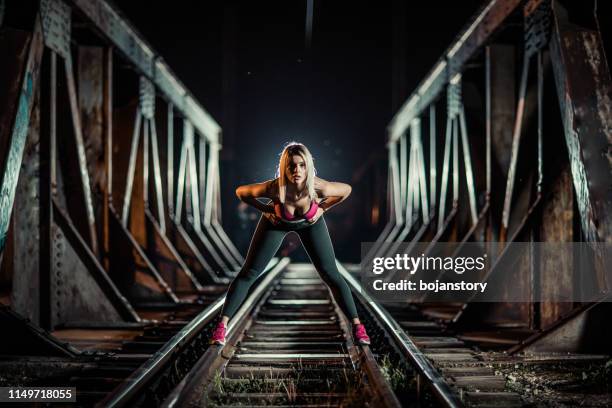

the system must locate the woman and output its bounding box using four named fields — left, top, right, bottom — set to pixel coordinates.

left=209, top=142, right=371, bottom=346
